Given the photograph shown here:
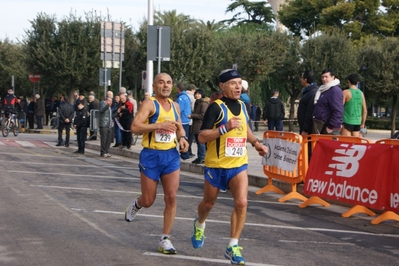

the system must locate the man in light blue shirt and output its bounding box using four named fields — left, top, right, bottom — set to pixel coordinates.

left=176, top=83, right=192, bottom=160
